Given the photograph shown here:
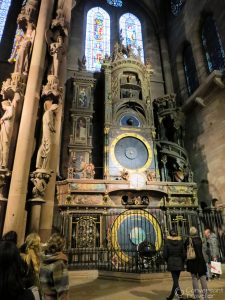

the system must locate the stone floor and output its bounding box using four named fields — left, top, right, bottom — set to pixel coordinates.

left=69, top=271, right=225, bottom=300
